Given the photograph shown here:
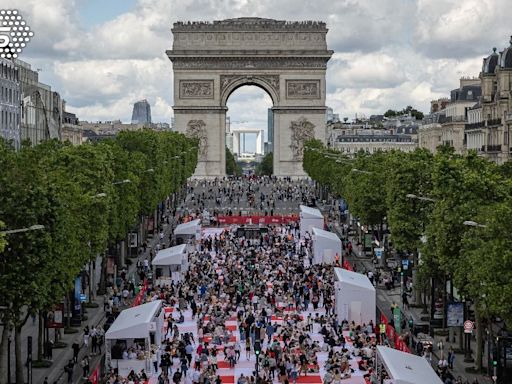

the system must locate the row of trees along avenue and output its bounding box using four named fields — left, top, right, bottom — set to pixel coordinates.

left=303, top=140, right=512, bottom=372
left=0, top=130, right=198, bottom=383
